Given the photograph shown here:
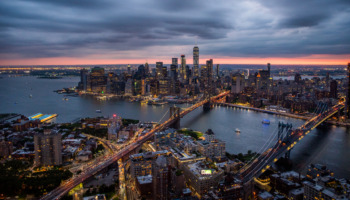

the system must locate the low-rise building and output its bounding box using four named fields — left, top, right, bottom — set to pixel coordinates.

left=129, top=150, right=170, bottom=178
left=76, top=150, right=92, bottom=161
left=196, top=129, right=225, bottom=158
left=303, top=181, right=348, bottom=200
left=183, top=161, right=224, bottom=198
left=209, top=182, right=243, bottom=200
left=289, top=188, right=304, bottom=200
left=306, top=164, right=333, bottom=180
